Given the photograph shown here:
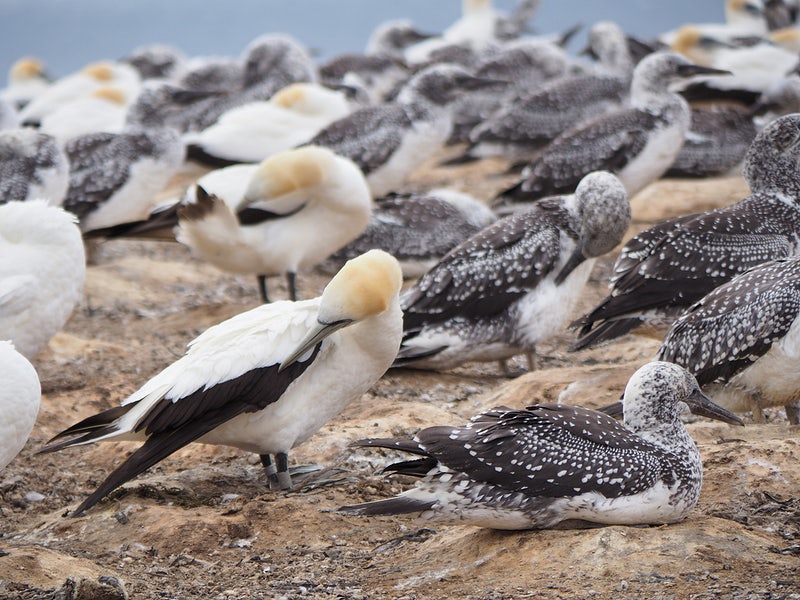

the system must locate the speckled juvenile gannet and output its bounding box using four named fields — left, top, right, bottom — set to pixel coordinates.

left=658, top=257, right=800, bottom=424
left=665, top=105, right=757, bottom=178
left=322, top=188, right=497, bottom=278
left=571, top=113, right=800, bottom=351
left=494, top=52, right=730, bottom=206
left=338, top=361, right=743, bottom=530
left=126, top=34, right=316, bottom=134
left=0, top=200, right=86, bottom=359
left=0, top=128, right=68, bottom=205
left=184, top=82, right=357, bottom=167
left=176, top=145, right=372, bottom=303
left=0, top=341, right=41, bottom=471
left=39, top=250, right=404, bottom=517
left=456, top=20, right=634, bottom=163
left=306, top=63, right=502, bottom=198
left=62, top=127, right=186, bottom=234
left=394, top=171, right=630, bottom=374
